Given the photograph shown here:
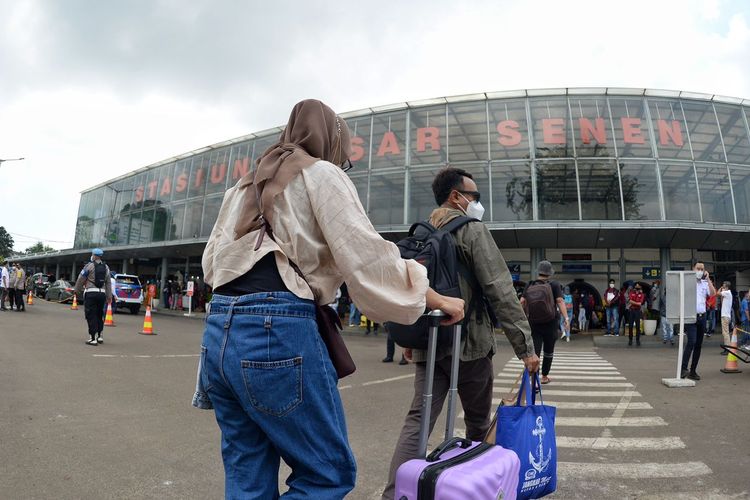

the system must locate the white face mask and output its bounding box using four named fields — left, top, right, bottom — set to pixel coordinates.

left=458, top=193, right=485, bottom=221
left=695, top=270, right=704, bottom=280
